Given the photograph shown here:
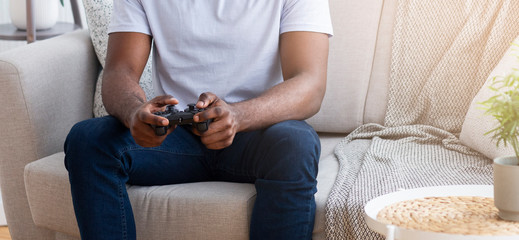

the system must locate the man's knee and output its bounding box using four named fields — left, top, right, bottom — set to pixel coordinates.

left=64, top=116, right=126, bottom=171
left=261, top=120, right=321, bottom=181
left=66, top=116, right=118, bottom=147
left=265, top=120, right=320, bottom=157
